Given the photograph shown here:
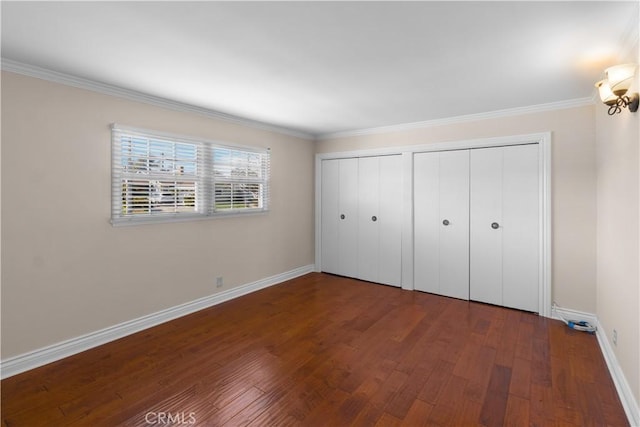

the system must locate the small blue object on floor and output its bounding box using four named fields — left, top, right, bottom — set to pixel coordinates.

left=567, top=320, right=597, bottom=334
